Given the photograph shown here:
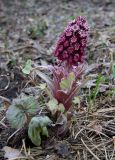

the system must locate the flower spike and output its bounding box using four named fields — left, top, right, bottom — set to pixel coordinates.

left=53, top=16, right=89, bottom=66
